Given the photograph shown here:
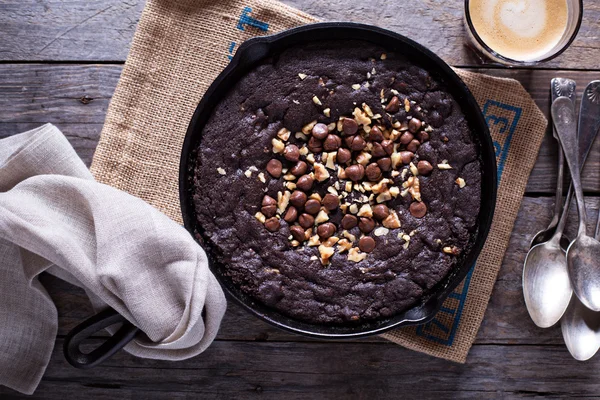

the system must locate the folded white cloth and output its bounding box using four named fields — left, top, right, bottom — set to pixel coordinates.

left=0, top=124, right=227, bottom=394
